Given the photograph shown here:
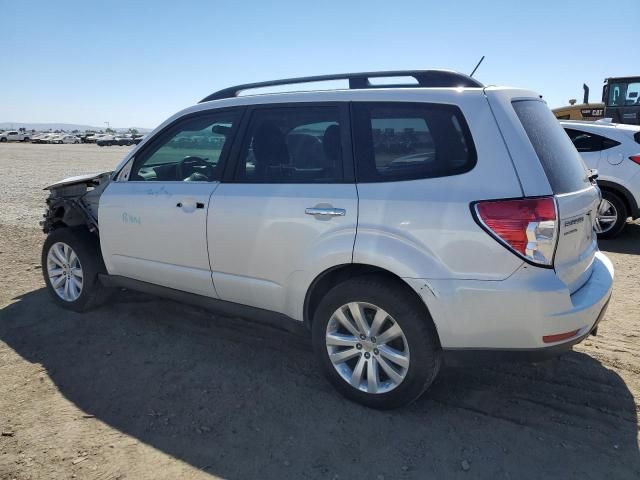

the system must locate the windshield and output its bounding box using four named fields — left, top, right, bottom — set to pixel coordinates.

left=606, top=81, right=640, bottom=107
